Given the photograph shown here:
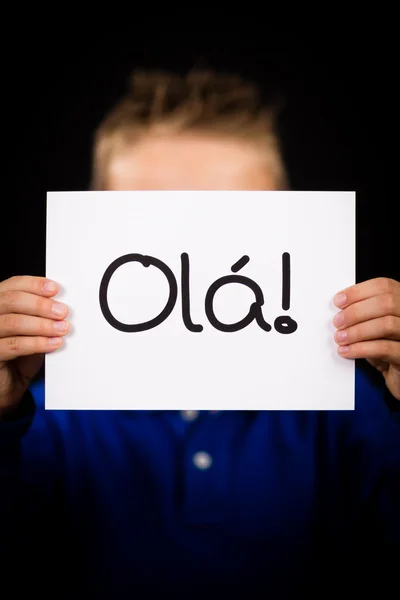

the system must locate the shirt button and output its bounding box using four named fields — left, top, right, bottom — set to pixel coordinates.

left=192, top=451, right=213, bottom=470
left=180, top=410, right=199, bottom=422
